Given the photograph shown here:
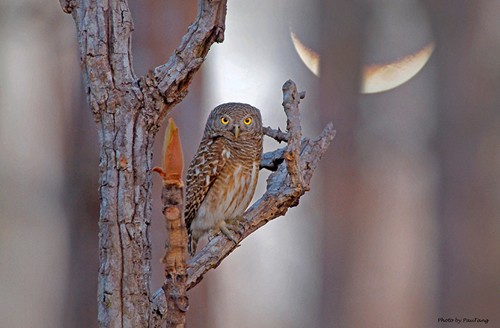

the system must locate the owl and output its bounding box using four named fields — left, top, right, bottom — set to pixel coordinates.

left=185, top=103, right=263, bottom=255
